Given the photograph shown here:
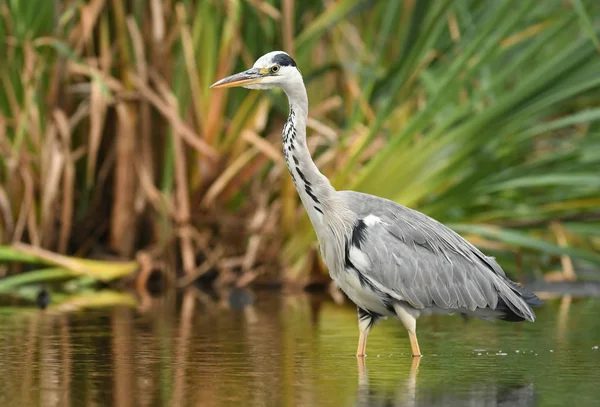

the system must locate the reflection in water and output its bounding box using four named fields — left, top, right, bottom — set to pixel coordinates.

left=356, top=357, right=420, bottom=407
left=113, top=308, right=134, bottom=407
left=0, top=291, right=599, bottom=406
left=356, top=356, right=535, bottom=407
